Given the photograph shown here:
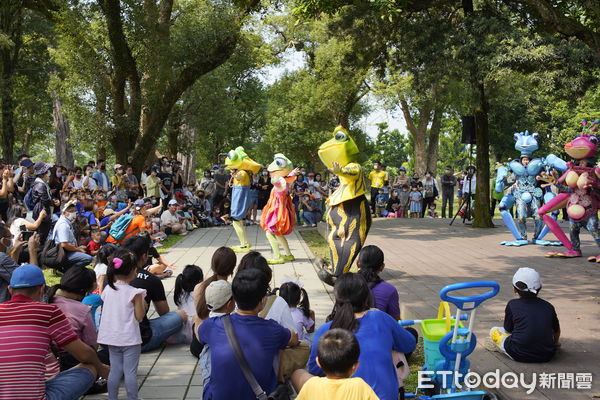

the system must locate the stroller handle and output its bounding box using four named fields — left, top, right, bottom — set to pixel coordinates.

left=398, top=314, right=468, bottom=327
left=440, top=281, right=500, bottom=310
